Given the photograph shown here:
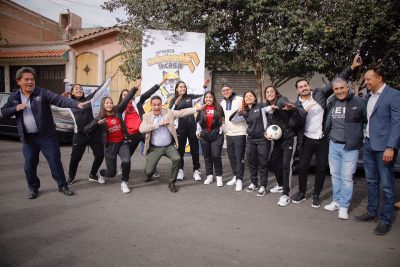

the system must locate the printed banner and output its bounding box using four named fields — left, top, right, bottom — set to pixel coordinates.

left=141, top=29, right=206, bottom=108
